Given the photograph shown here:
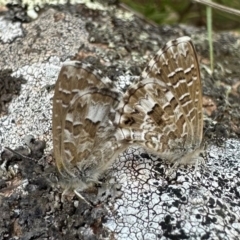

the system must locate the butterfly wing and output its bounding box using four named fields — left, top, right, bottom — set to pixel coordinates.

left=53, top=61, right=122, bottom=188
left=115, top=37, right=203, bottom=164
left=141, top=37, right=203, bottom=147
